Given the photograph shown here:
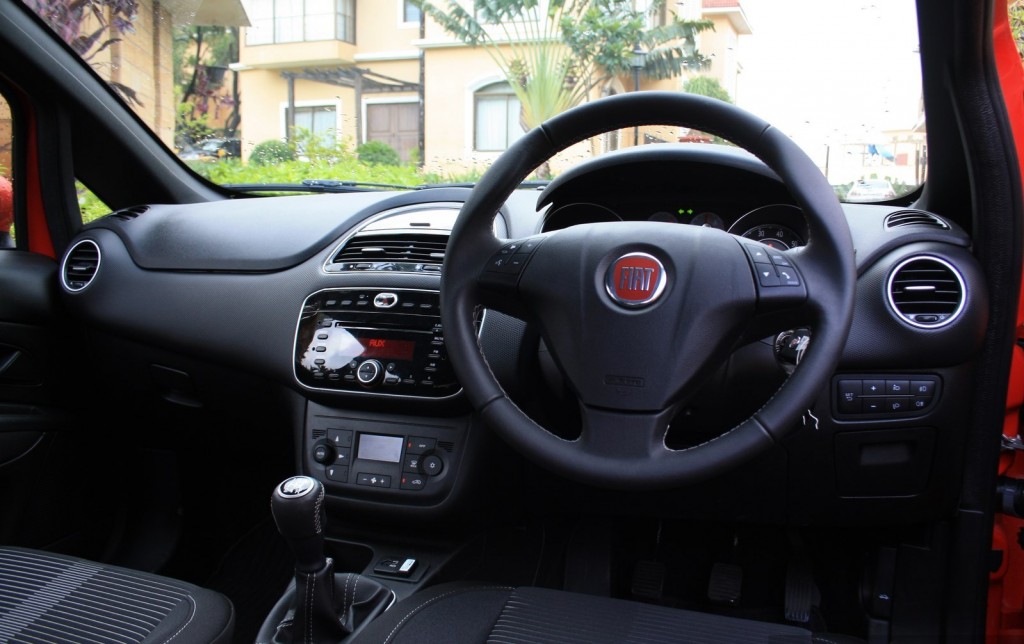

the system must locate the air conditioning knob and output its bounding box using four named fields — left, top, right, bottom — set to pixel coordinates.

left=356, top=359, right=384, bottom=386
